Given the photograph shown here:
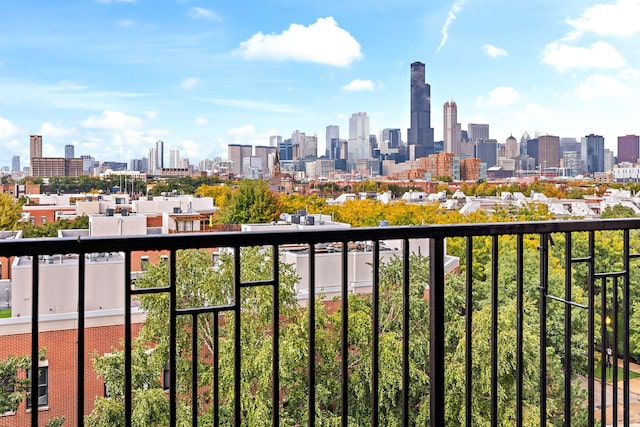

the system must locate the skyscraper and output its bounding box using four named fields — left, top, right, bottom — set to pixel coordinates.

left=326, top=125, right=340, bottom=158
left=538, top=135, right=560, bottom=168
left=349, top=112, right=370, bottom=160
left=468, top=124, right=490, bottom=143
left=581, top=134, right=605, bottom=174
left=407, top=61, right=434, bottom=159
left=476, top=139, right=498, bottom=168
left=12, top=156, right=20, bottom=172
left=155, top=140, right=164, bottom=169
left=443, top=101, right=461, bottom=155
left=169, top=148, right=180, bottom=168
left=617, top=135, right=639, bottom=163
left=381, top=128, right=401, bottom=149
left=29, top=135, right=43, bottom=176
left=65, top=144, right=74, bottom=159
left=269, top=135, right=282, bottom=148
